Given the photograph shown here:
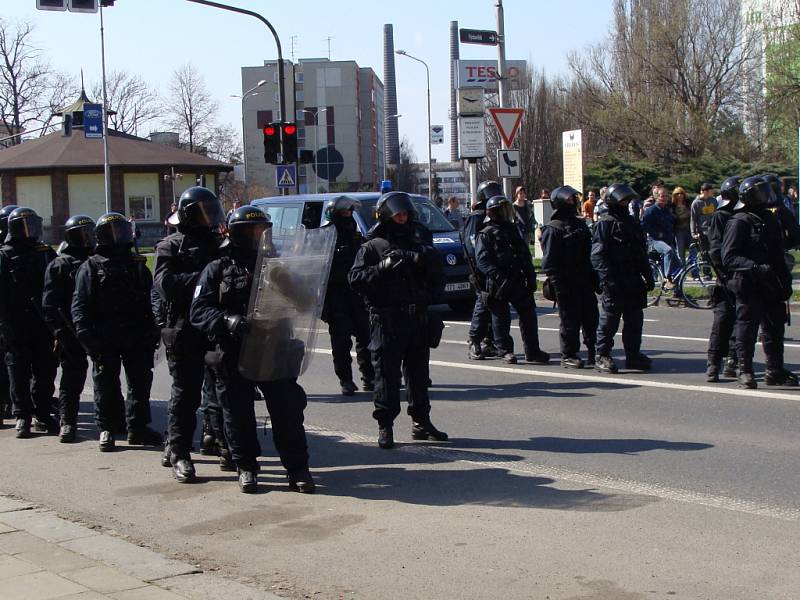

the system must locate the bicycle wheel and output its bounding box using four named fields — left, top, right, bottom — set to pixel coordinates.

left=679, top=260, right=715, bottom=309
left=646, top=259, right=665, bottom=307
